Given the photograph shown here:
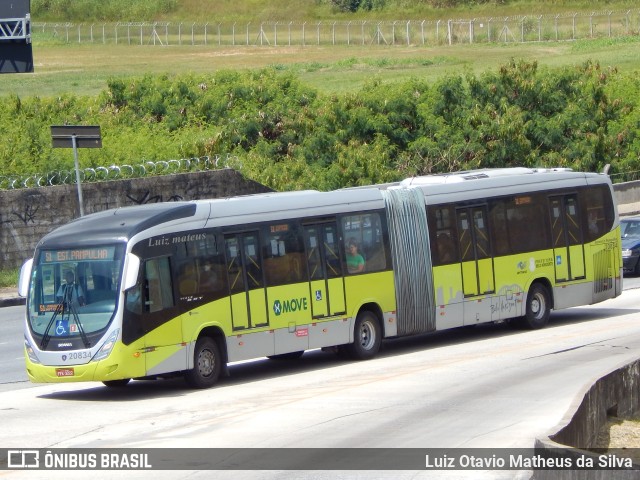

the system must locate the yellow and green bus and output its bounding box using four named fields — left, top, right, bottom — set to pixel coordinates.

left=19, top=167, right=622, bottom=388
